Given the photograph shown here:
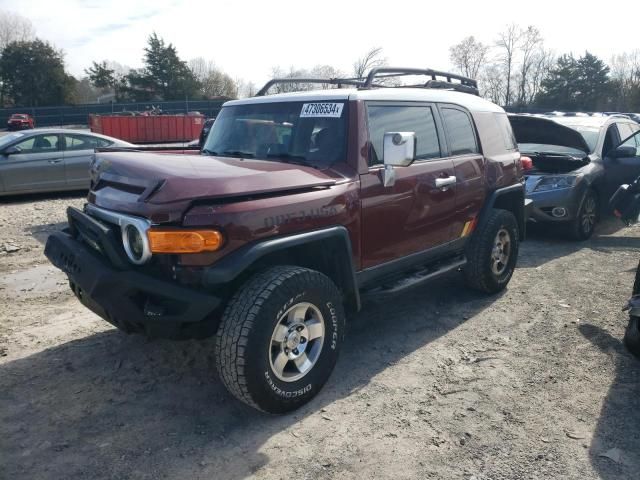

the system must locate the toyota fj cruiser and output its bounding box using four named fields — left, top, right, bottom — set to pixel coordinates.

left=45, top=68, right=527, bottom=413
